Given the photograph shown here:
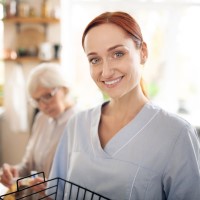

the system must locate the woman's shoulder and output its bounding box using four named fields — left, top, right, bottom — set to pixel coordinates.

left=149, top=102, right=195, bottom=133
